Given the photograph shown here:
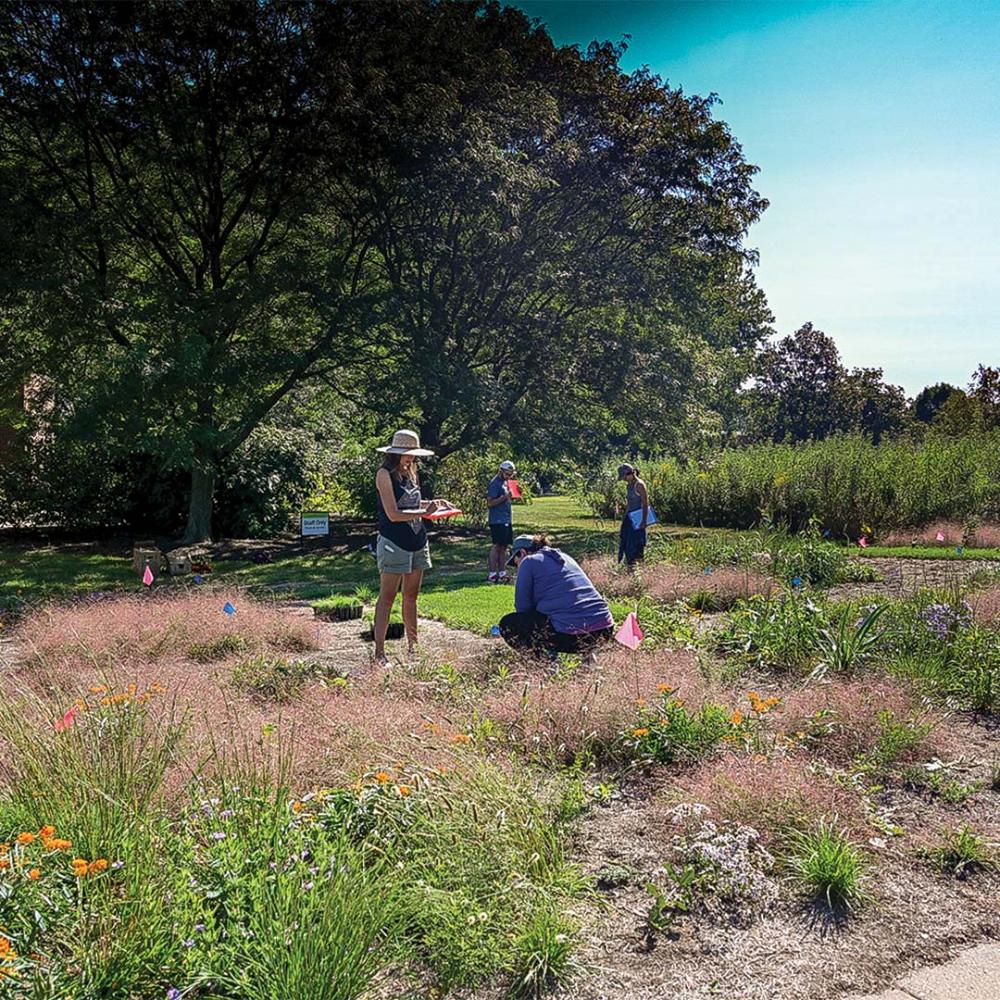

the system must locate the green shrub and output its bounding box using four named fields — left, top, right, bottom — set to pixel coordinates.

left=784, top=821, right=870, bottom=911
left=715, top=595, right=827, bottom=671
left=583, top=432, right=1000, bottom=536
